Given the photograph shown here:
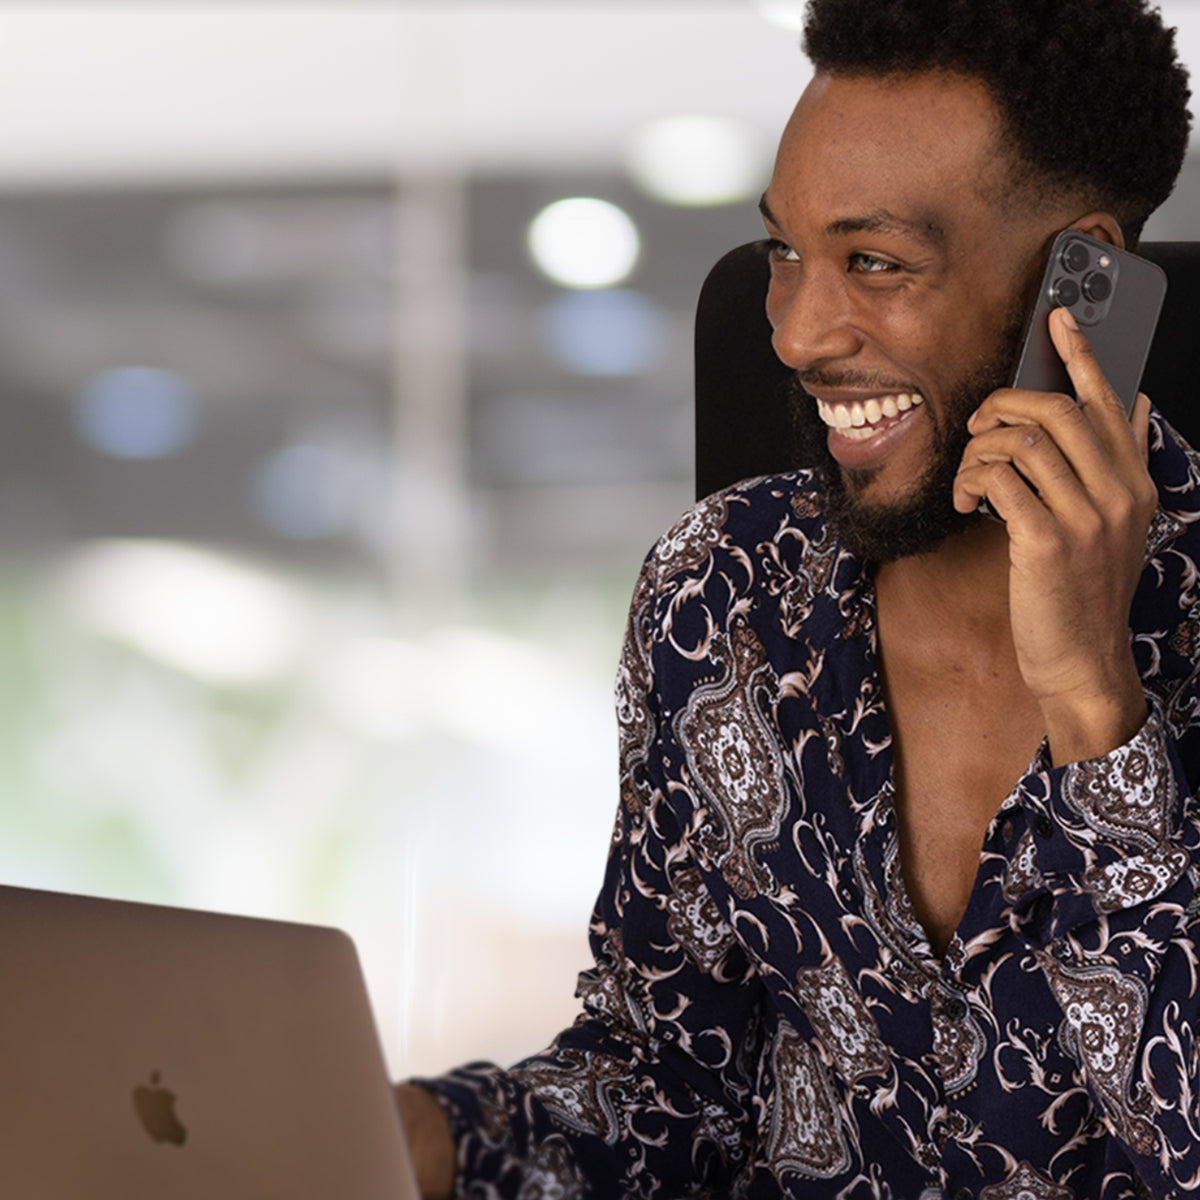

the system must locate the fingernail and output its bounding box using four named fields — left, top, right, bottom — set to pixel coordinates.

left=1059, top=306, right=1079, bottom=331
